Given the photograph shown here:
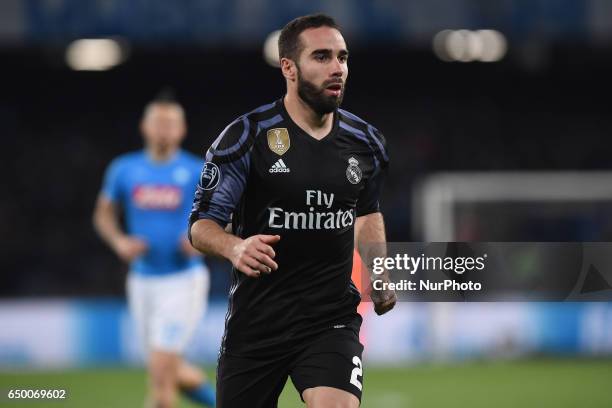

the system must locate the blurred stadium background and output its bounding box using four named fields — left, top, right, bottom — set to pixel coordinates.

left=1, top=0, right=612, bottom=407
